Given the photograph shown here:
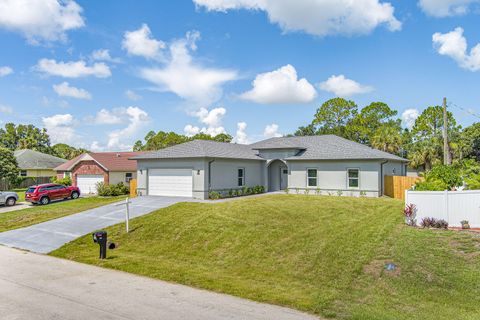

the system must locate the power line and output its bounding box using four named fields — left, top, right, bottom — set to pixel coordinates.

left=448, top=101, right=480, bottom=120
